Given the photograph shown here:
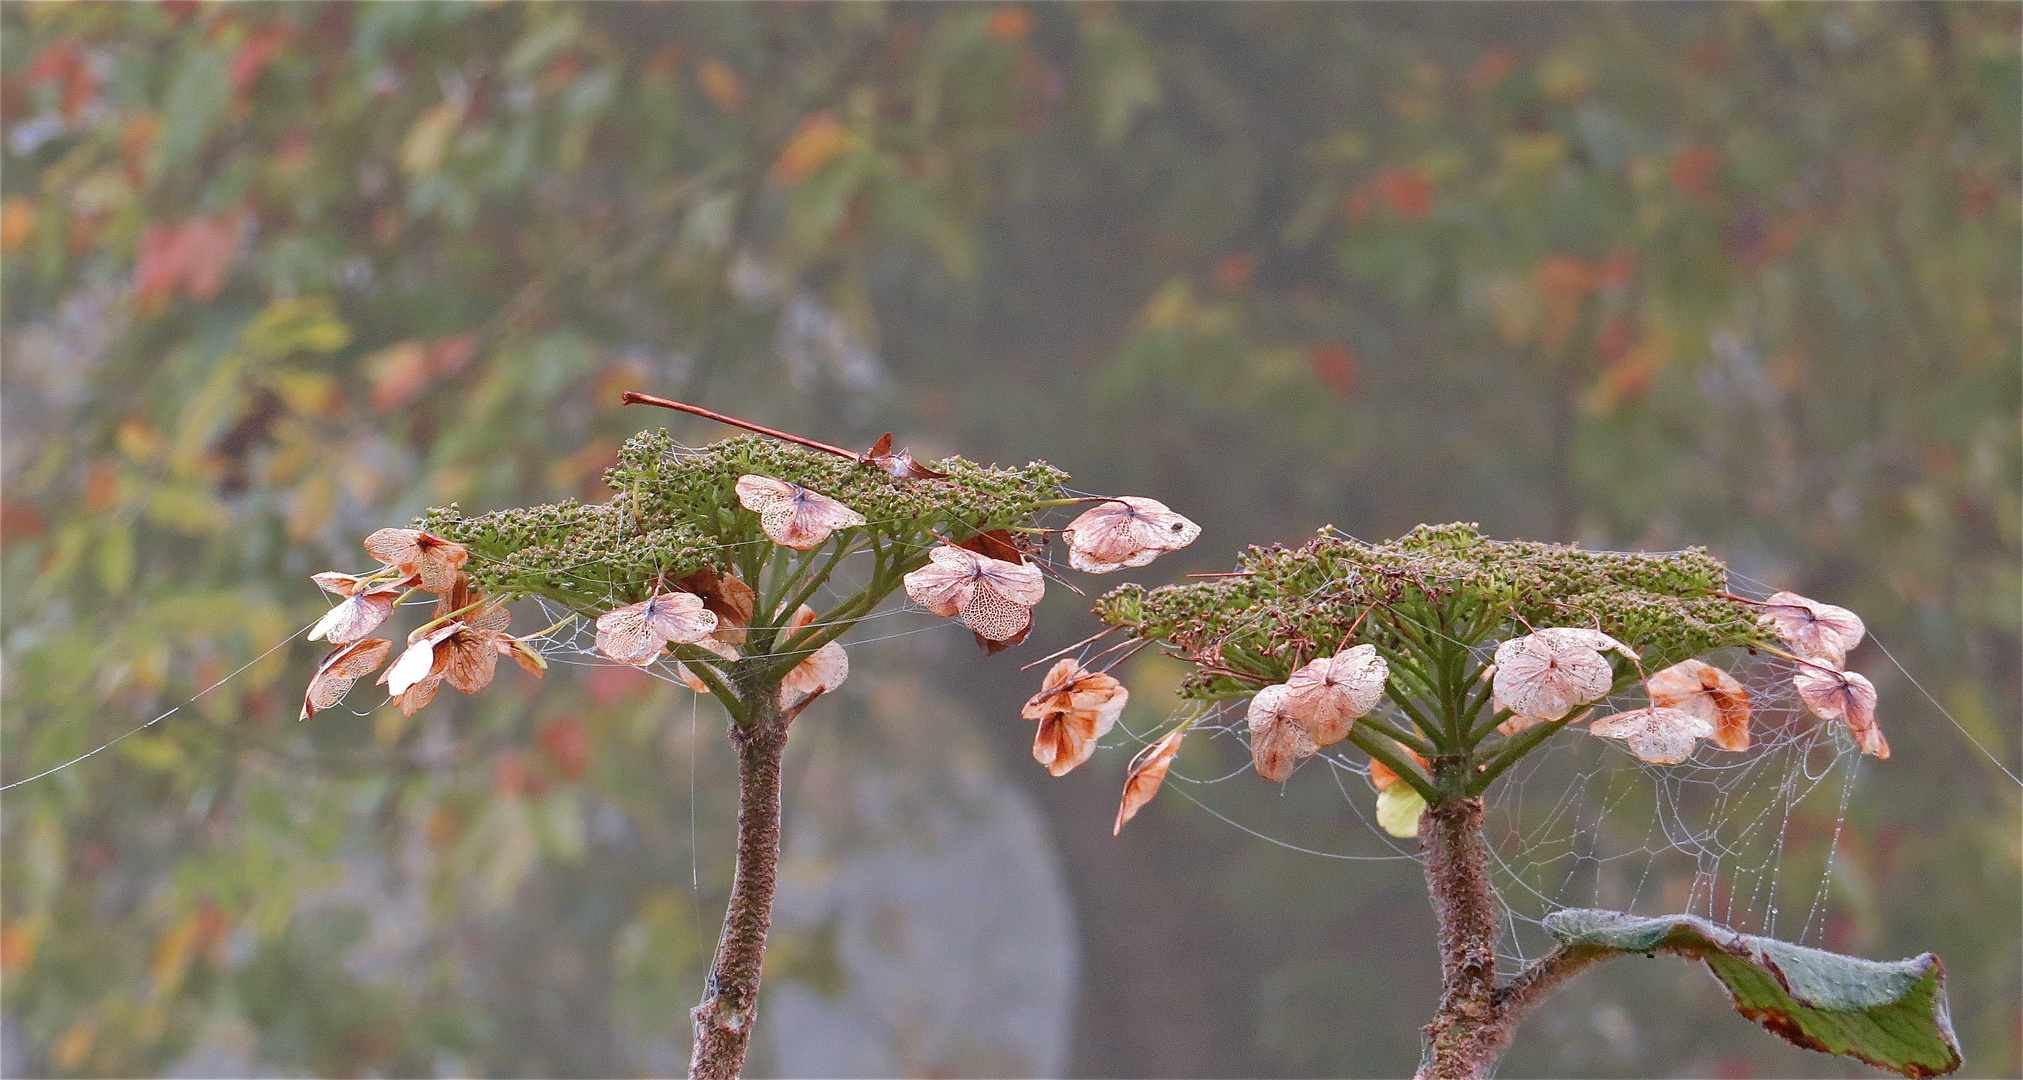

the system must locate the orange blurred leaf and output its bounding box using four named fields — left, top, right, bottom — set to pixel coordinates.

left=773, top=112, right=850, bottom=183
left=697, top=58, right=746, bottom=112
